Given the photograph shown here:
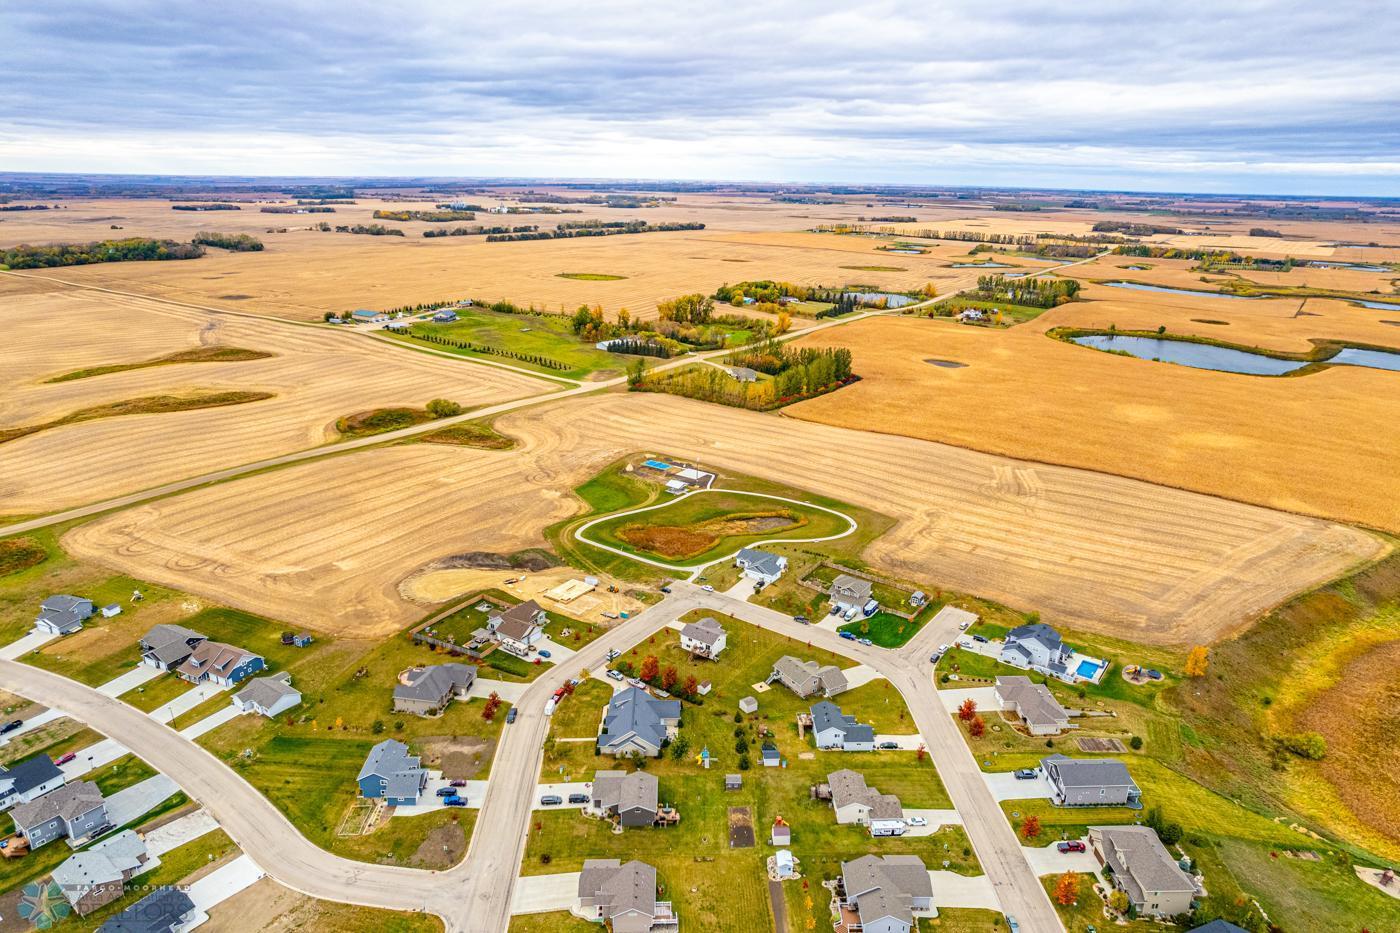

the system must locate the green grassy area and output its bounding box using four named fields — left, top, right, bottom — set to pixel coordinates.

left=555, top=272, right=627, bottom=280
left=0, top=723, right=101, bottom=768
left=787, top=299, right=838, bottom=317
left=917, top=909, right=1009, bottom=932
left=1041, top=873, right=1153, bottom=933
left=838, top=609, right=930, bottom=647
left=120, top=674, right=195, bottom=713
left=0, top=537, right=48, bottom=577
left=933, top=297, right=1051, bottom=326
left=334, top=406, right=435, bottom=438
left=549, top=678, right=610, bottom=738
left=43, top=346, right=272, bottom=383
left=508, top=912, right=596, bottom=932
left=424, top=594, right=508, bottom=645
left=1, top=391, right=274, bottom=447
left=419, top=419, right=516, bottom=449
left=386, top=307, right=627, bottom=380
left=546, top=459, right=675, bottom=585
left=581, top=490, right=852, bottom=567
left=87, top=754, right=158, bottom=797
